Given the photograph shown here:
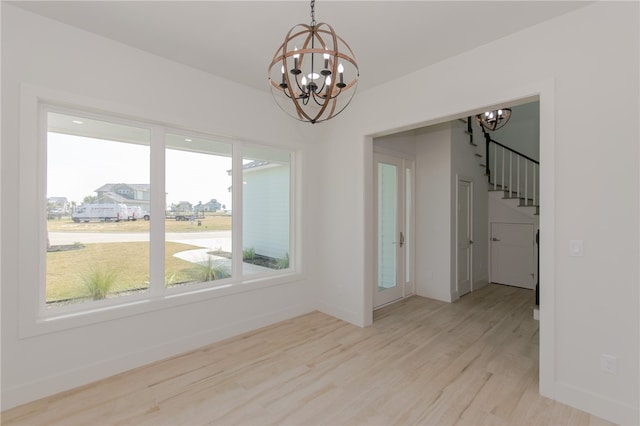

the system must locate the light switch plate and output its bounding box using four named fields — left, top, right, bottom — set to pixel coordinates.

left=569, top=240, right=584, bottom=257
